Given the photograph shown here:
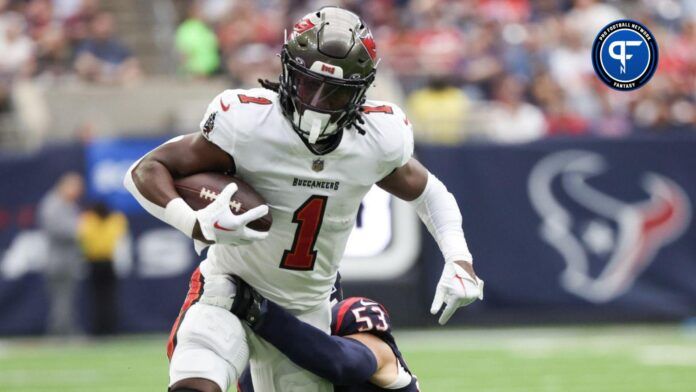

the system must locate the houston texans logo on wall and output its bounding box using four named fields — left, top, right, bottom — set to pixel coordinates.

left=528, top=151, right=690, bottom=303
